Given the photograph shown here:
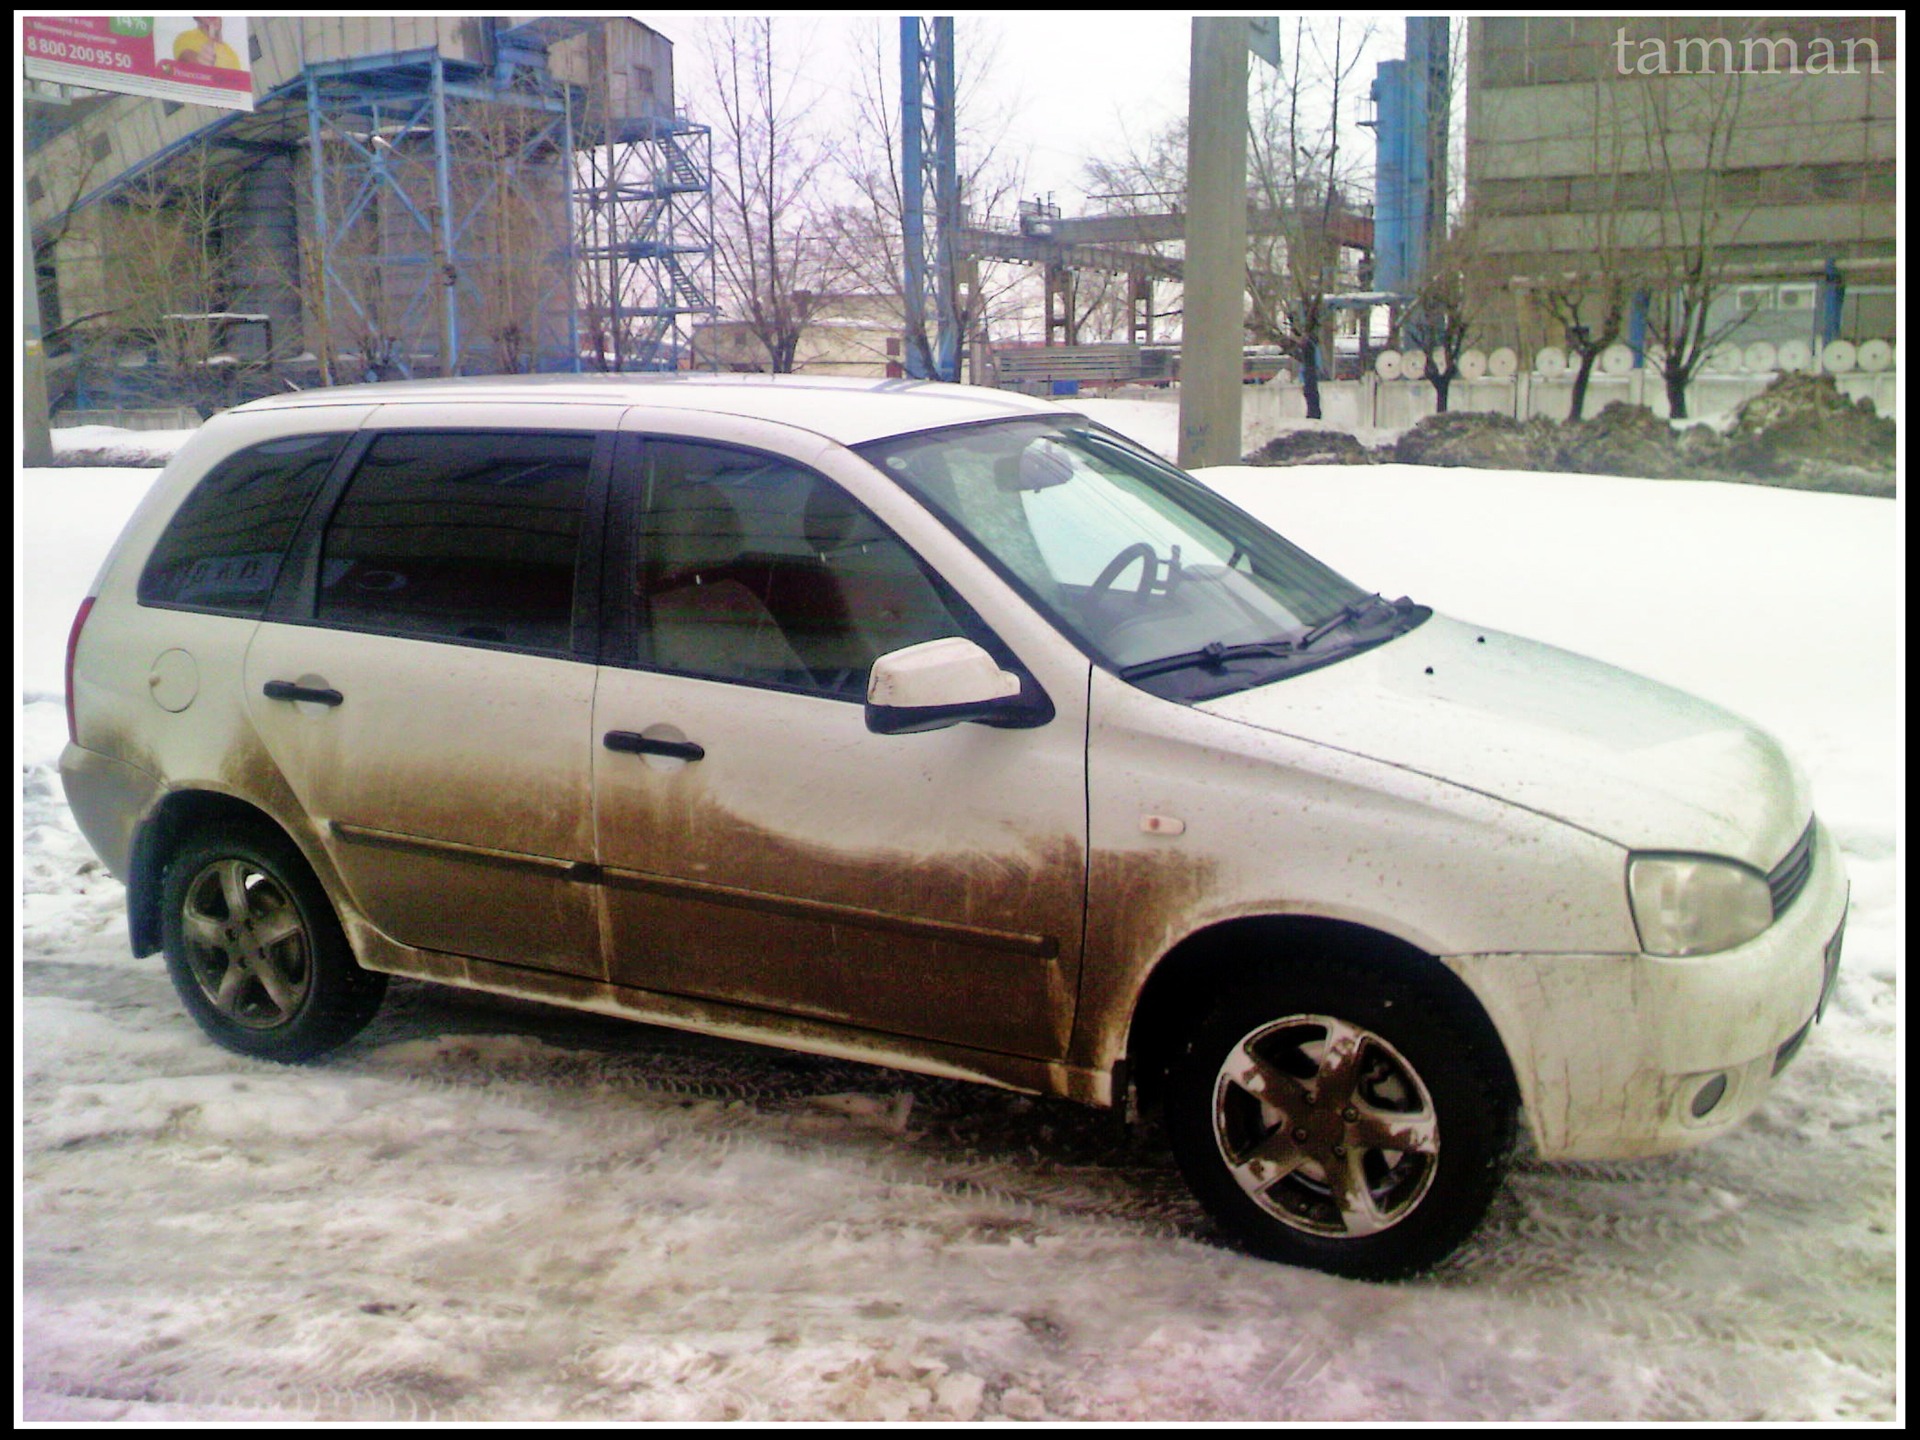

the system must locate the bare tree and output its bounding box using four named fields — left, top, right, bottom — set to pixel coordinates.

left=91, top=144, right=255, bottom=411
left=1403, top=215, right=1489, bottom=413
left=698, top=16, right=846, bottom=372
left=1627, top=62, right=1757, bottom=419
left=1245, top=17, right=1375, bottom=419
left=1521, top=76, right=1642, bottom=421
left=1531, top=269, right=1630, bottom=421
